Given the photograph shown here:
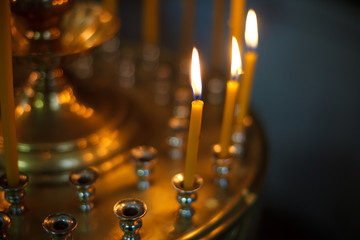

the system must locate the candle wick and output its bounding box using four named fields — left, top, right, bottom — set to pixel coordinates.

left=231, top=72, right=241, bottom=81
left=247, top=46, right=257, bottom=53
left=194, top=94, right=201, bottom=101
